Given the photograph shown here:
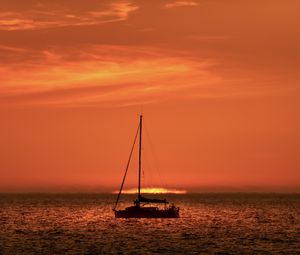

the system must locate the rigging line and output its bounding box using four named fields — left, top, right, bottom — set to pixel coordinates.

left=143, top=145, right=153, bottom=189
left=113, top=123, right=140, bottom=211
left=144, top=119, right=167, bottom=189
left=144, top=134, right=157, bottom=189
